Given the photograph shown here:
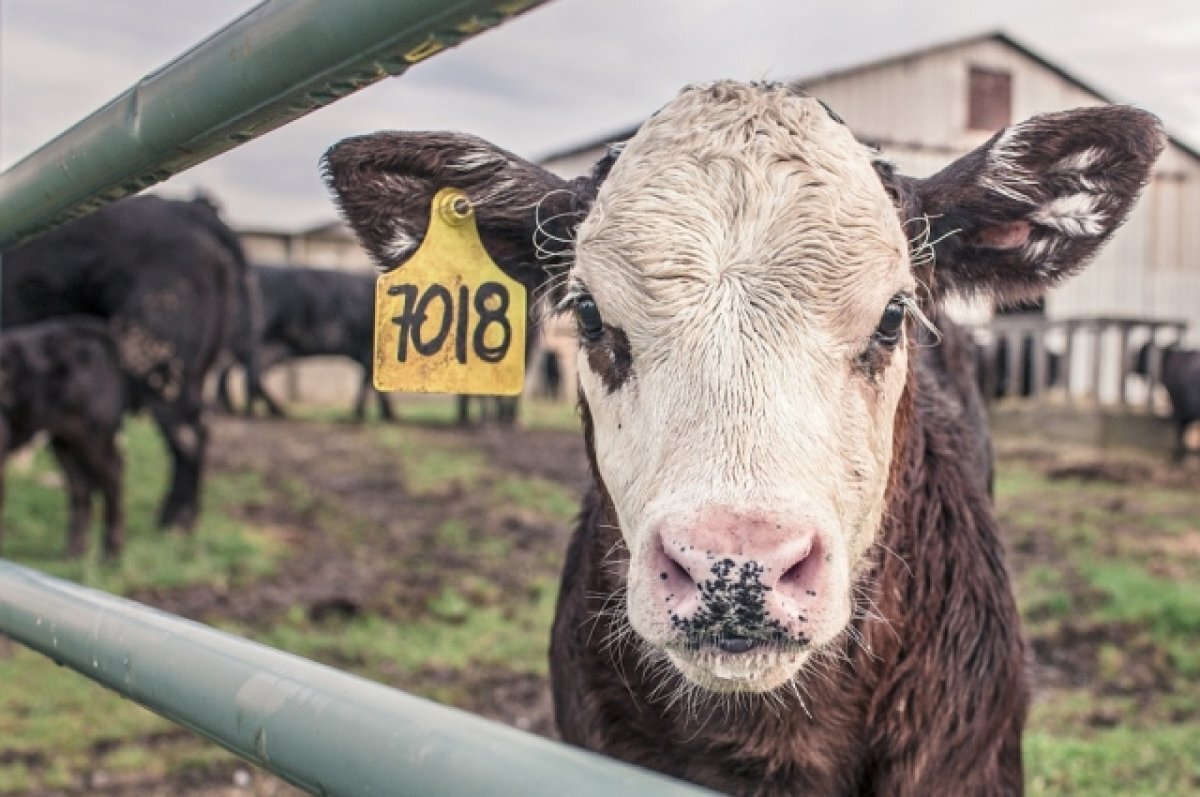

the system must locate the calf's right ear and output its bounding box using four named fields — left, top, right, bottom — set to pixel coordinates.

left=321, top=132, right=585, bottom=291
left=888, top=106, right=1165, bottom=304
